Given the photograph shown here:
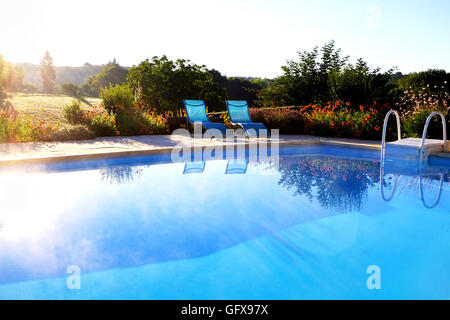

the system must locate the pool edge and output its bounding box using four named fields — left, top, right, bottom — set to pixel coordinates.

left=0, top=136, right=383, bottom=166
